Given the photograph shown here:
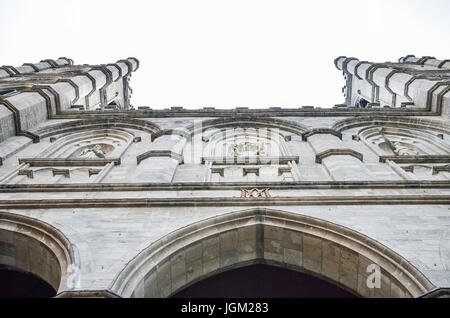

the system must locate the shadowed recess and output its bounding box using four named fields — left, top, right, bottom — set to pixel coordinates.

left=0, top=264, right=56, bottom=298
left=172, top=264, right=357, bottom=298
